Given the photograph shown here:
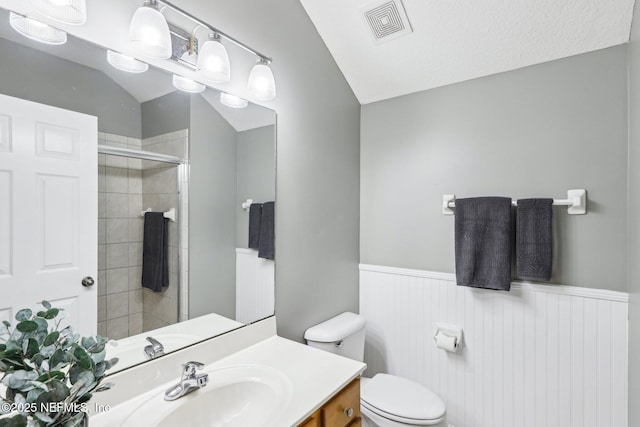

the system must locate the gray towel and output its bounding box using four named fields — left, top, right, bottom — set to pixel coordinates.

left=516, top=198, right=553, bottom=281
left=141, top=212, right=169, bottom=293
left=455, top=197, right=512, bottom=291
left=248, top=203, right=263, bottom=249
left=258, top=201, right=275, bottom=260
